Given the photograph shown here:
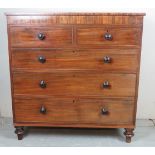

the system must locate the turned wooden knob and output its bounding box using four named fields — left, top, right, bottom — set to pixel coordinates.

left=102, top=81, right=110, bottom=88
left=101, top=108, right=109, bottom=115
left=38, top=56, right=46, bottom=63
left=103, top=56, right=111, bottom=63
left=104, top=33, right=112, bottom=41
left=37, top=33, right=45, bottom=40
left=39, top=80, right=47, bottom=88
